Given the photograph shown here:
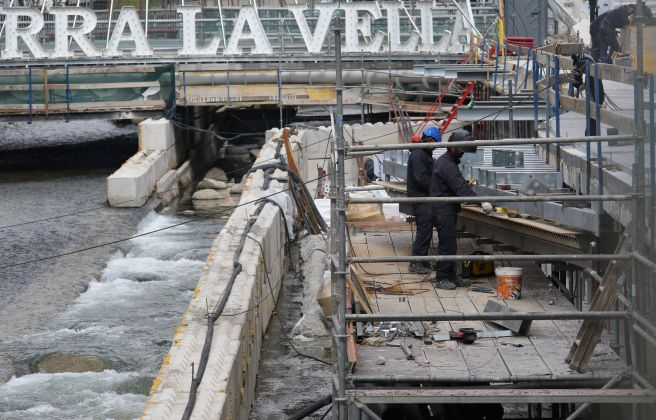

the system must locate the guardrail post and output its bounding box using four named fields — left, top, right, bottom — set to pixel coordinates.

left=65, top=65, right=71, bottom=123
left=28, top=66, right=33, bottom=124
